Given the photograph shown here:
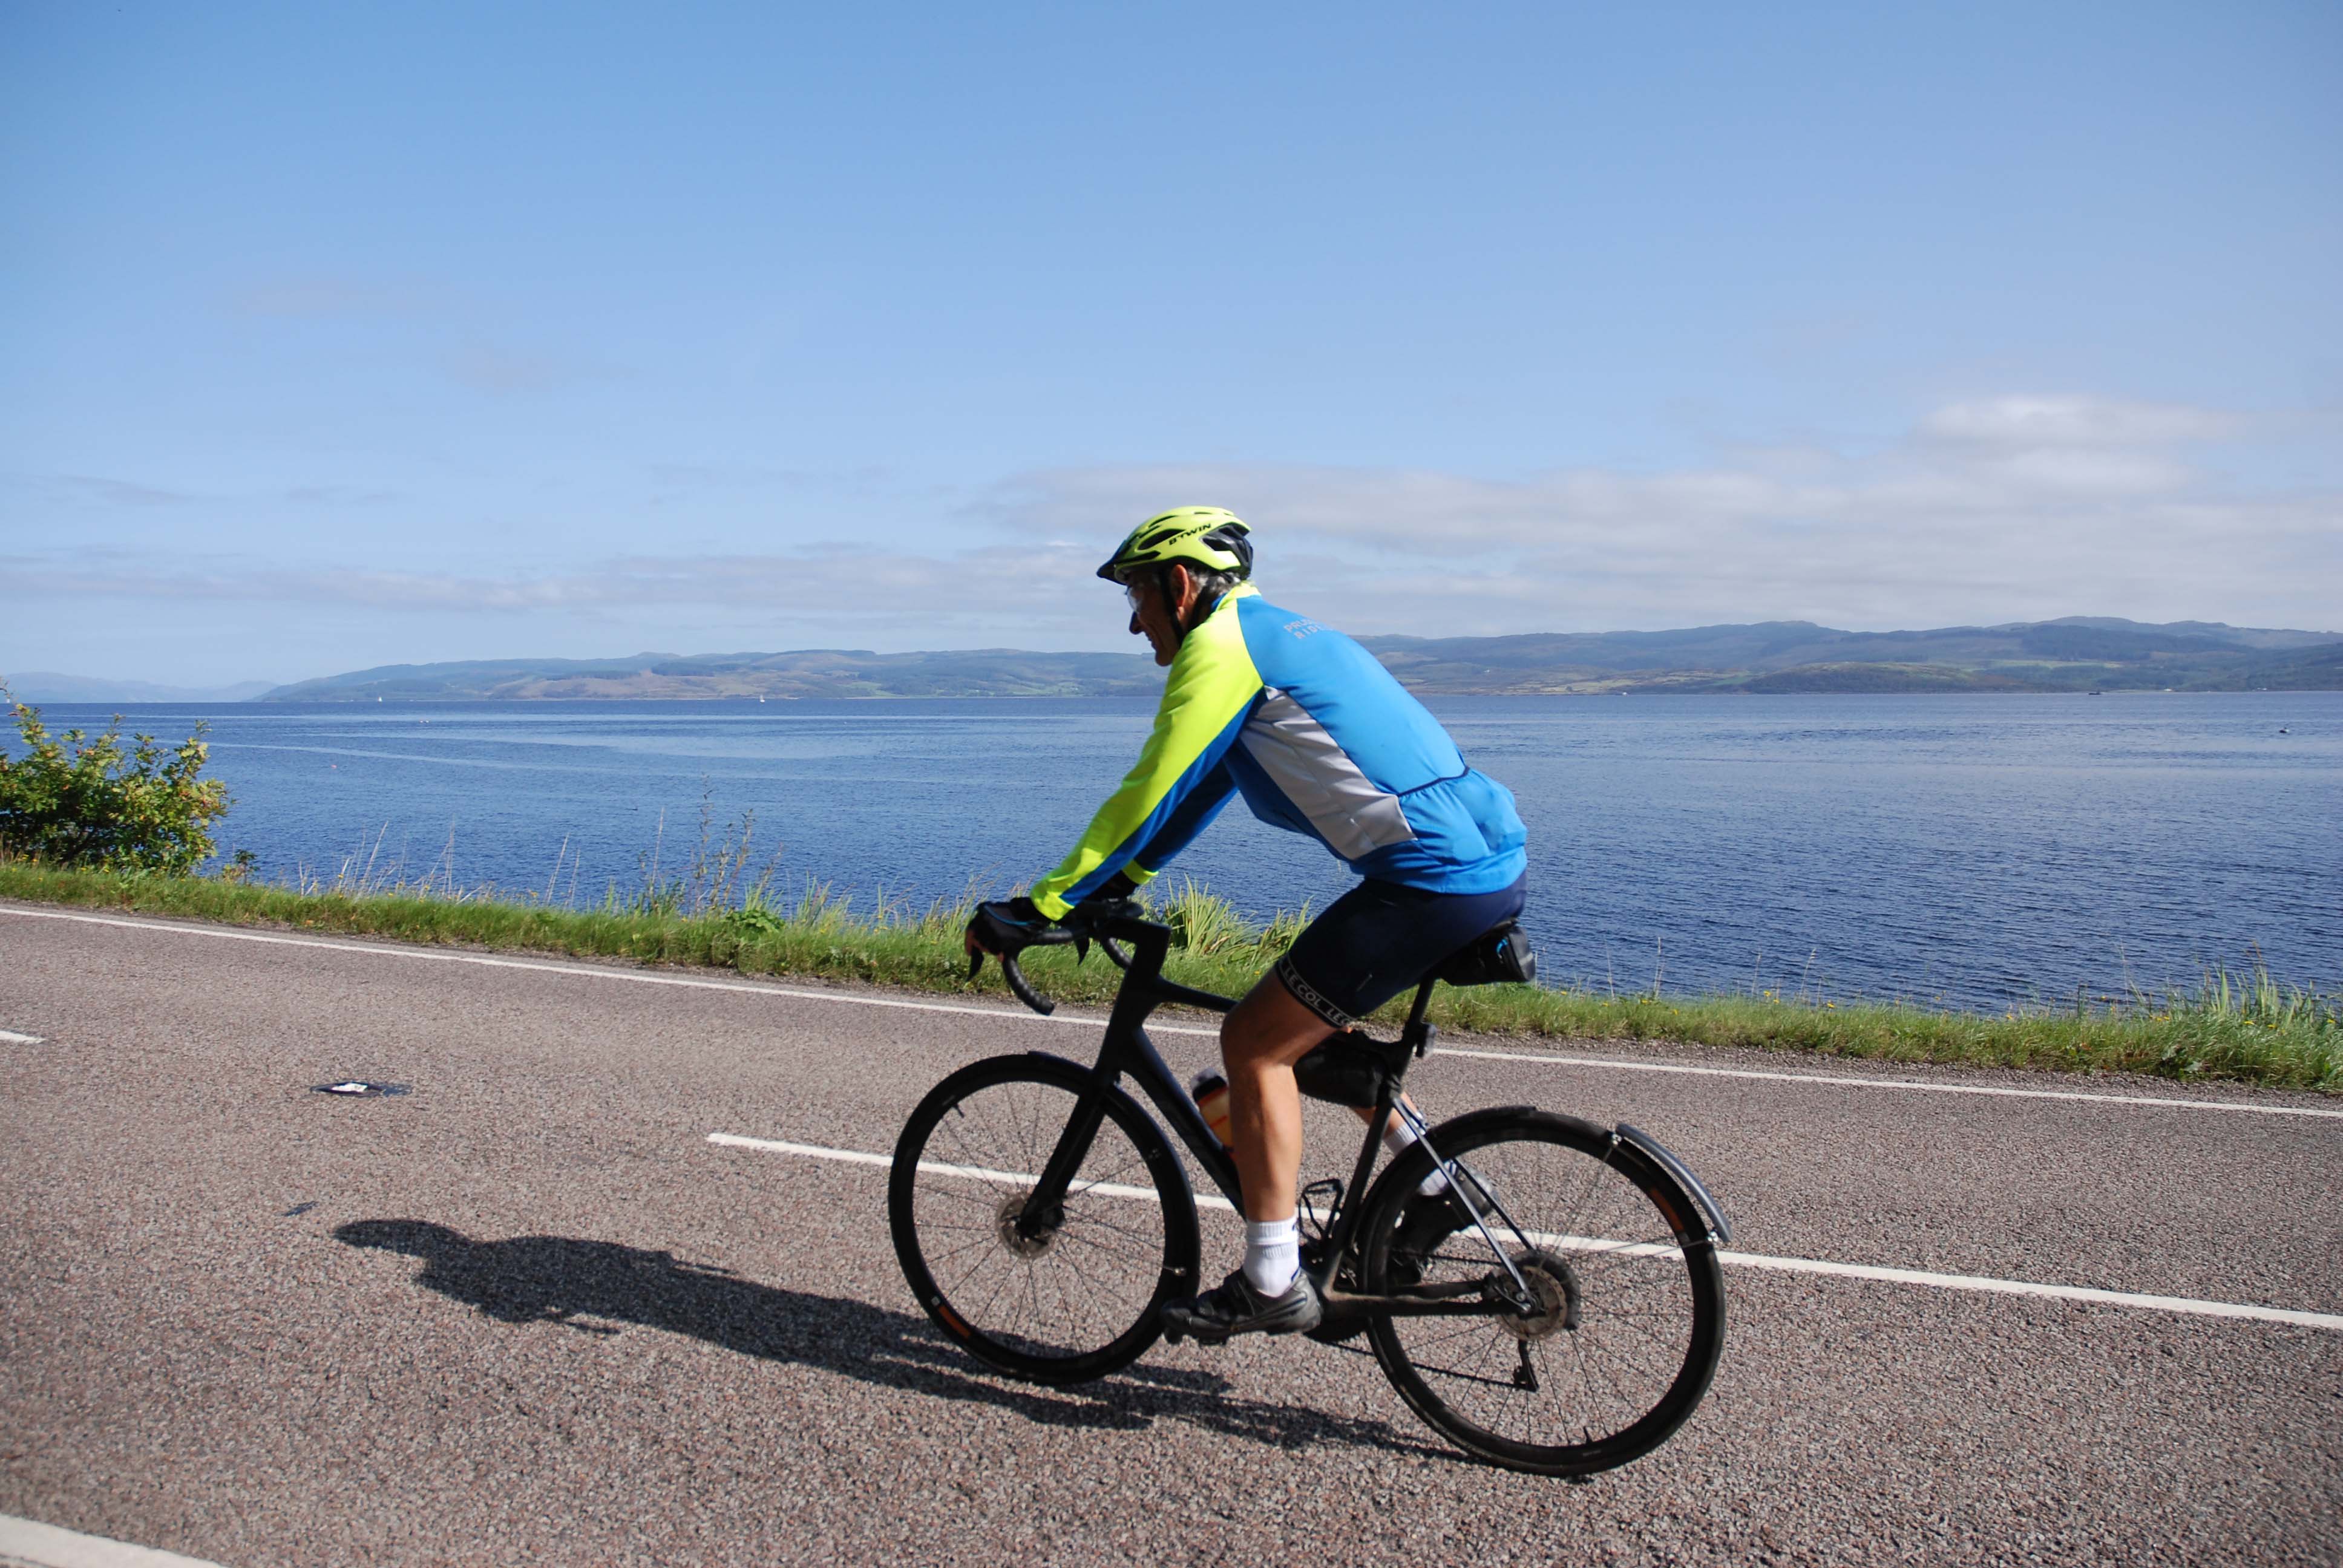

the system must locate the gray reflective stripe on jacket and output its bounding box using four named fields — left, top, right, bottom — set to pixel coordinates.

left=1238, top=688, right=1418, bottom=861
